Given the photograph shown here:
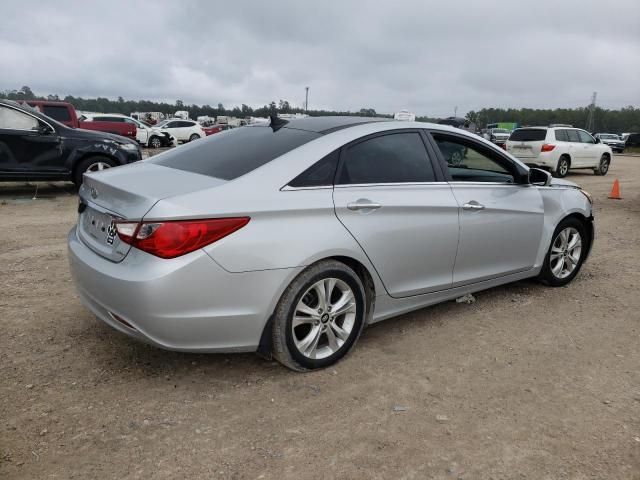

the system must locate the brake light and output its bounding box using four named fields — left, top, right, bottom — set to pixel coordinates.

left=541, top=144, right=556, bottom=152
left=115, top=217, right=250, bottom=259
